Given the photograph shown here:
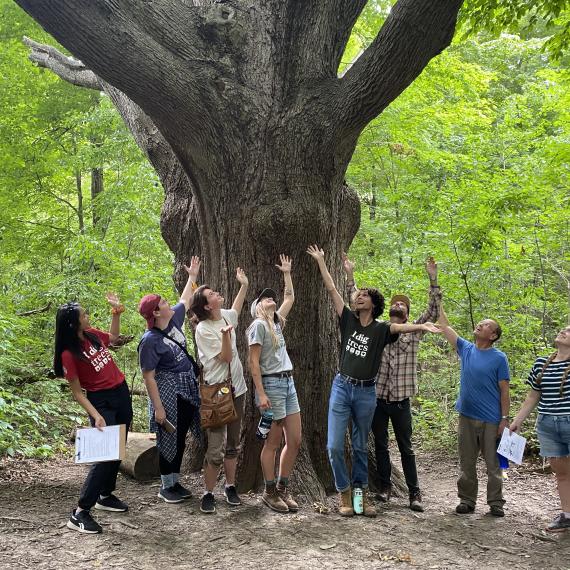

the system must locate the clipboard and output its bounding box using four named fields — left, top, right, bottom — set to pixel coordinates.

left=75, top=424, right=126, bottom=464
